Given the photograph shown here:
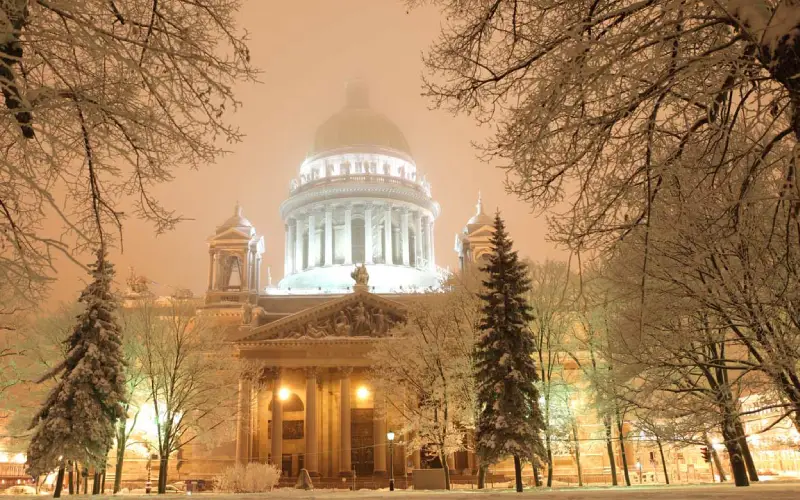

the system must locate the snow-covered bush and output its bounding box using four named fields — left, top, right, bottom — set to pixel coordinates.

left=214, top=463, right=281, bottom=493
